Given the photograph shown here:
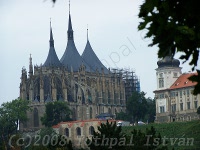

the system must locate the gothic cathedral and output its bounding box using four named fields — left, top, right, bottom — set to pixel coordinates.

left=19, top=10, right=126, bottom=131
